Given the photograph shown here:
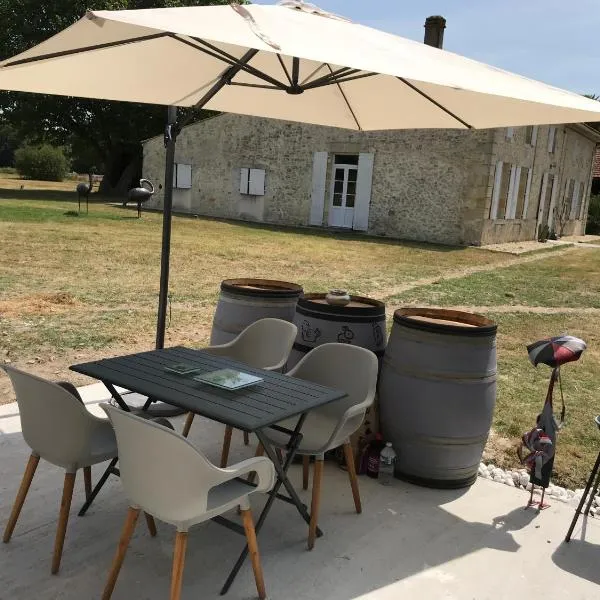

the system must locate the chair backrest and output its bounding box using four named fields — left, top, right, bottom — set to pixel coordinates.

left=286, top=343, right=378, bottom=418
left=101, top=404, right=224, bottom=521
left=207, top=318, right=297, bottom=371
left=2, top=365, right=94, bottom=469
